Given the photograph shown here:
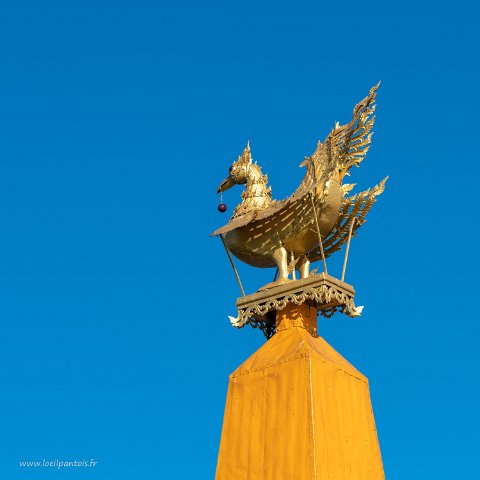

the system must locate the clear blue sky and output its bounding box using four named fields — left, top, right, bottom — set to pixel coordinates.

left=0, top=1, right=478, bottom=478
